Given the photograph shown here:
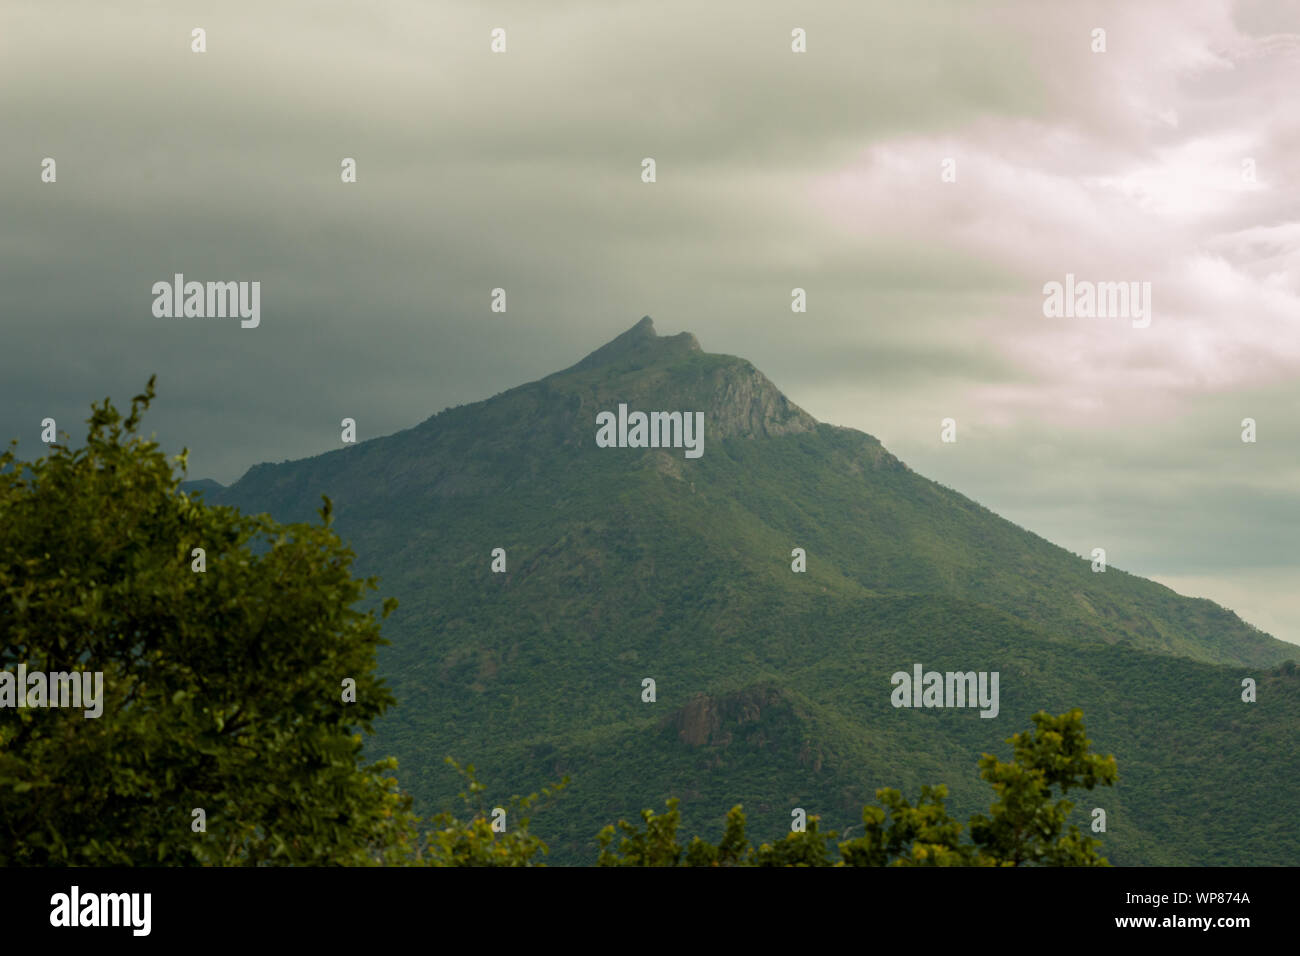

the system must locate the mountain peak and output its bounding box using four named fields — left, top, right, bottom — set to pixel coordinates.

left=538, top=315, right=819, bottom=442
left=559, top=315, right=701, bottom=375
